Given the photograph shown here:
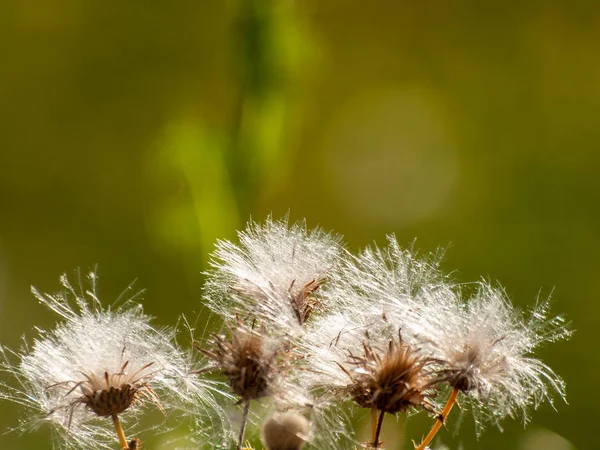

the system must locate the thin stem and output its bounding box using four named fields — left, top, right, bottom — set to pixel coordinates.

left=415, top=387, right=460, bottom=450
left=111, top=414, right=129, bottom=450
left=237, top=400, right=251, bottom=450
left=373, top=410, right=385, bottom=449
left=371, top=407, right=378, bottom=443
